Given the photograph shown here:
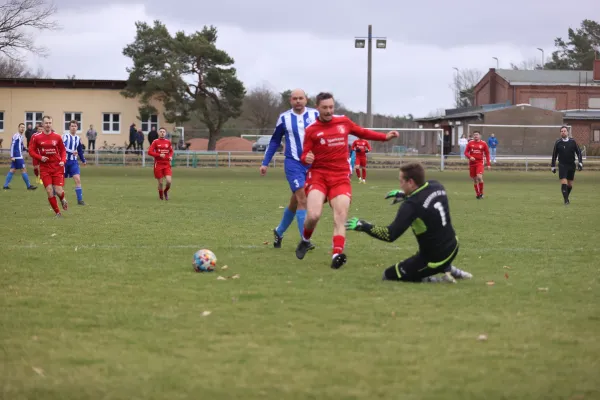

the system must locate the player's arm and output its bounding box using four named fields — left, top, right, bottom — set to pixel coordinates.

left=484, top=143, right=491, bottom=166
left=346, top=118, right=388, bottom=141
left=573, top=140, right=583, bottom=166
left=10, top=136, right=18, bottom=159
left=77, top=141, right=86, bottom=164
left=261, top=117, right=285, bottom=167
left=57, top=139, right=67, bottom=164
left=27, top=136, right=42, bottom=161
left=551, top=140, right=559, bottom=167
left=147, top=141, right=160, bottom=158
left=365, top=141, right=372, bottom=153
left=300, top=128, right=314, bottom=165
left=169, top=143, right=174, bottom=160
left=346, top=201, right=417, bottom=243
left=464, top=142, right=471, bottom=159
